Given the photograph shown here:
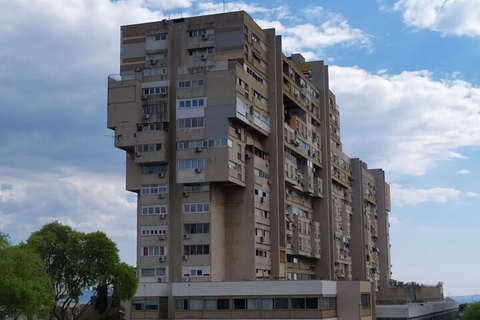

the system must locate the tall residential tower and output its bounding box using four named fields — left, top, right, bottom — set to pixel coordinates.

left=108, top=11, right=394, bottom=320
